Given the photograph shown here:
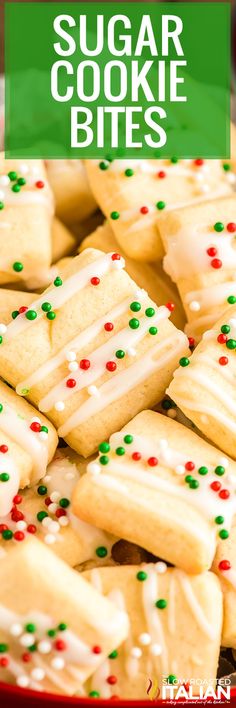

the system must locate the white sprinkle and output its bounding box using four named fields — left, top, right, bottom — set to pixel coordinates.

left=17, top=676, right=30, bottom=688
left=139, top=633, right=151, bottom=646
left=175, top=464, right=185, bottom=475
left=16, top=520, right=27, bottom=531
left=219, top=457, right=229, bottom=469
left=51, top=657, right=65, bottom=670
left=111, top=259, right=124, bottom=270
left=135, top=288, right=146, bottom=300
left=48, top=520, right=60, bottom=534
left=167, top=409, right=177, bottom=419
left=88, top=385, right=100, bottom=397
left=0, top=323, right=7, bottom=335
left=48, top=502, right=57, bottom=514
left=155, top=561, right=167, bottom=574
left=189, top=301, right=200, bottom=312
left=66, top=351, right=76, bottom=361
left=20, top=633, right=35, bottom=647
left=88, top=462, right=101, bottom=476
left=55, top=401, right=65, bottom=412
left=198, top=183, right=210, bottom=194
left=130, top=647, right=142, bottom=658
left=68, top=361, right=78, bottom=372
left=50, top=491, right=60, bottom=502
left=127, top=347, right=136, bottom=357
left=229, top=318, right=236, bottom=328
left=38, top=640, right=52, bottom=654
left=42, top=516, right=51, bottom=528
left=0, top=190, right=5, bottom=201
left=45, top=533, right=56, bottom=545
left=226, top=172, right=236, bottom=184
left=59, top=516, right=69, bottom=527
left=31, top=668, right=45, bottom=681
left=159, top=438, right=168, bottom=449
left=0, top=175, right=10, bottom=187
left=42, top=475, right=51, bottom=483
left=10, top=623, right=22, bottom=637
left=65, top=471, right=75, bottom=480
left=150, top=643, right=162, bottom=656
left=39, top=431, right=48, bottom=441
left=19, top=163, right=29, bottom=175
left=31, top=416, right=41, bottom=424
